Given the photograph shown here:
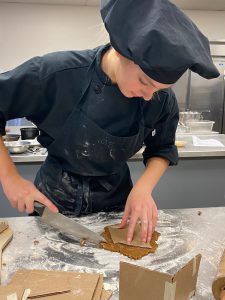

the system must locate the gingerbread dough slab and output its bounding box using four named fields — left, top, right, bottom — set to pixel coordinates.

left=100, top=225, right=160, bottom=260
